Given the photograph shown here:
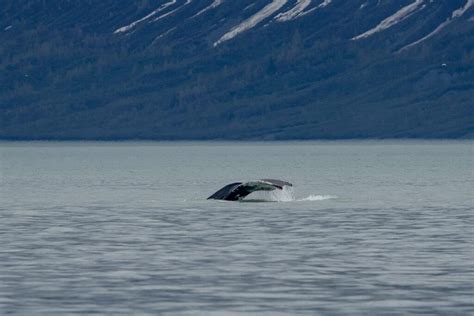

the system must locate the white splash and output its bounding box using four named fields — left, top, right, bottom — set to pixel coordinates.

left=352, top=0, right=425, bottom=40
left=114, top=0, right=177, bottom=34
left=214, top=0, right=288, bottom=46
left=399, top=0, right=474, bottom=51
left=193, top=0, right=224, bottom=18
left=268, top=186, right=296, bottom=202
left=242, top=185, right=295, bottom=202
left=301, top=195, right=337, bottom=201
left=244, top=186, right=337, bottom=203
left=275, top=0, right=312, bottom=22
